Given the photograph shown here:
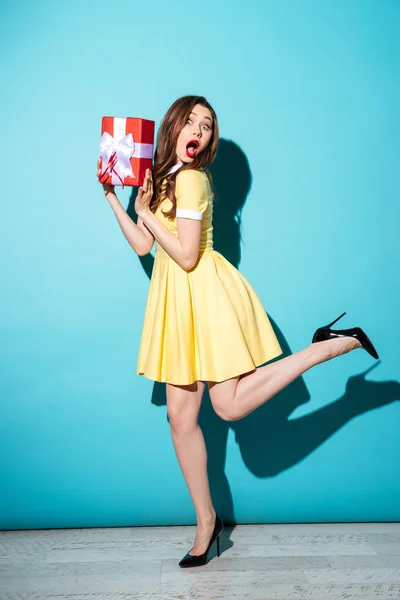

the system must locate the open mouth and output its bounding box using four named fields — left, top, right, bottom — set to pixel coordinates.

left=186, top=139, right=199, bottom=158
